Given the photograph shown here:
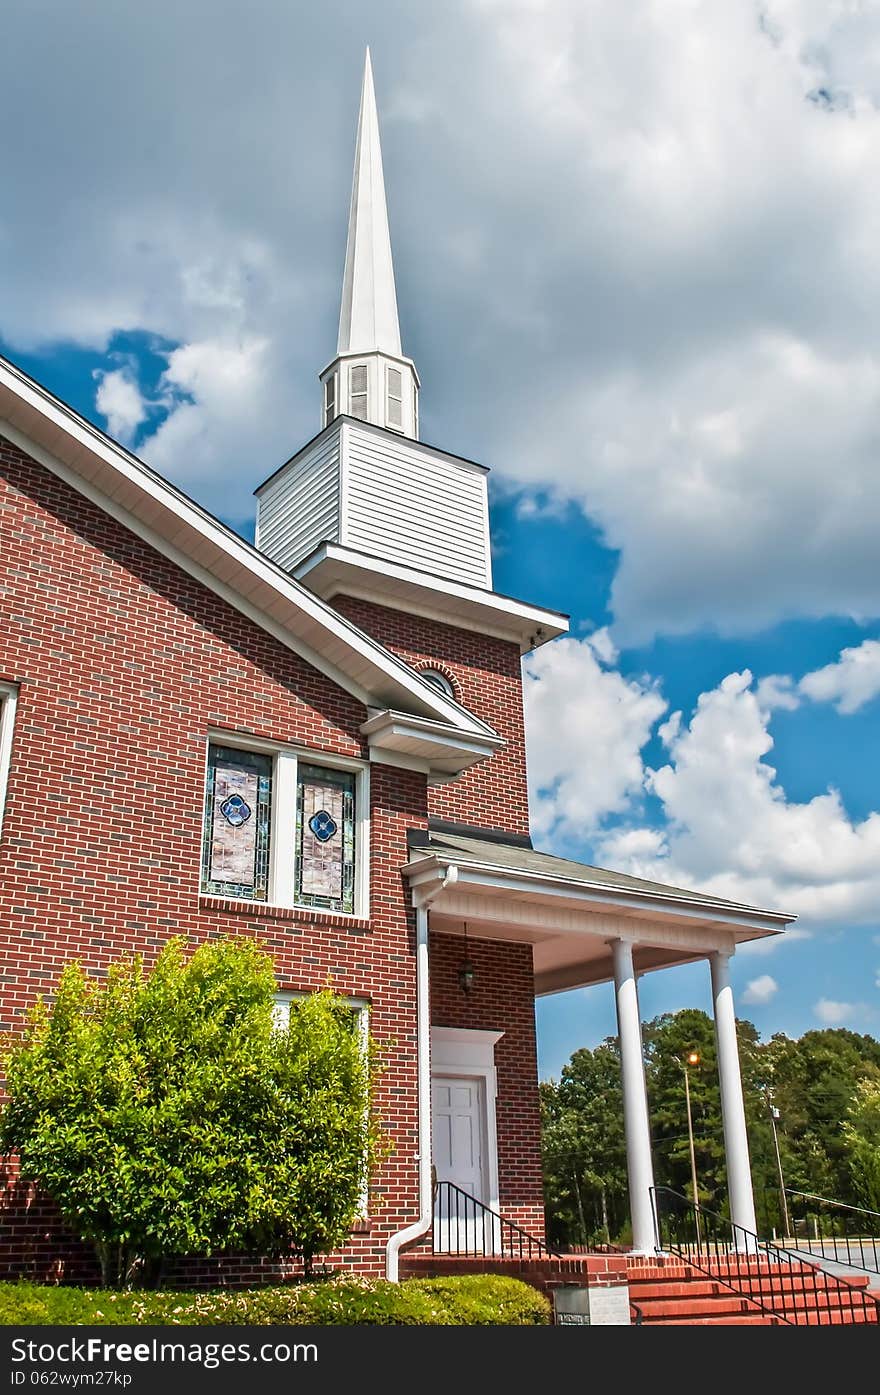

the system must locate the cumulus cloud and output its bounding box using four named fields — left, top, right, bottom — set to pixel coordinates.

left=743, top=975, right=779, bottom=1006
left=640, top=671, right=880, bottom=922
left=526, top=651, right=880, bottom=926
left=94, top=369, right=148, bottom=445
left=800, top=639, right=880, bottom=714
left=814, top=998, right=857, bottom=1025
left=523, top=635, right=666, bottom=844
